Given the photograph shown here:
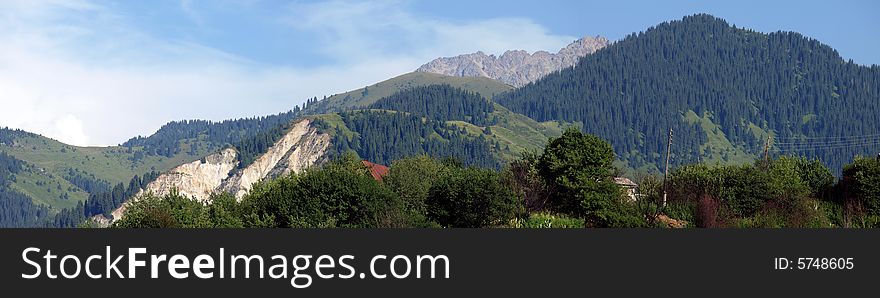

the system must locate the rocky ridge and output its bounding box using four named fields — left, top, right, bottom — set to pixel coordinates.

left=415, top=35, right=610, bottom=87
left=108, top=119, right=330, bottom=221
